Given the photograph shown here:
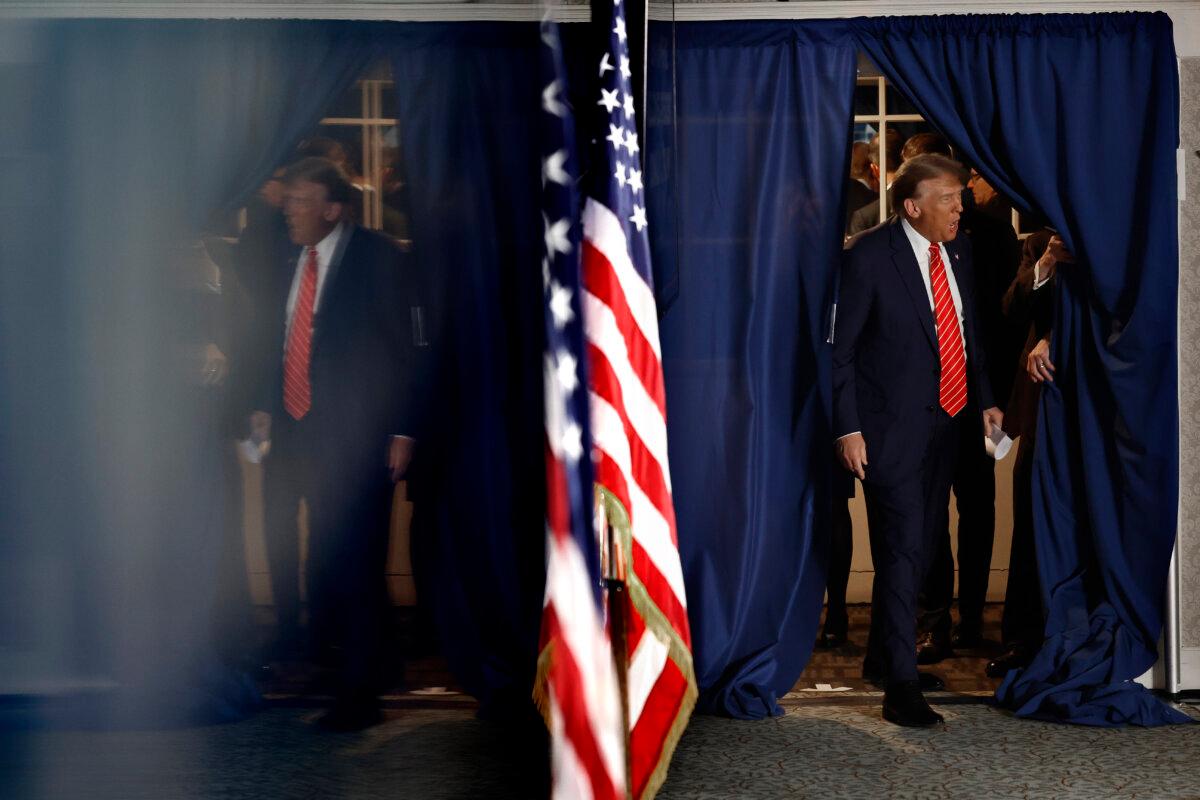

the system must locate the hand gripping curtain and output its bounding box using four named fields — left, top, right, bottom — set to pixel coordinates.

left=645, top=20, right=858, bottom=719
left=854, top=12, right=1190, bottom=726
